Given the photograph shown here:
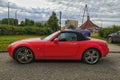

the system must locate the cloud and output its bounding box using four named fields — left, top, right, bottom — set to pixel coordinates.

left=0, top=0, right=8, bottom=8
left=0, top=0, right=120, bottom=27
left=0, top=0, right=25, bottom=10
